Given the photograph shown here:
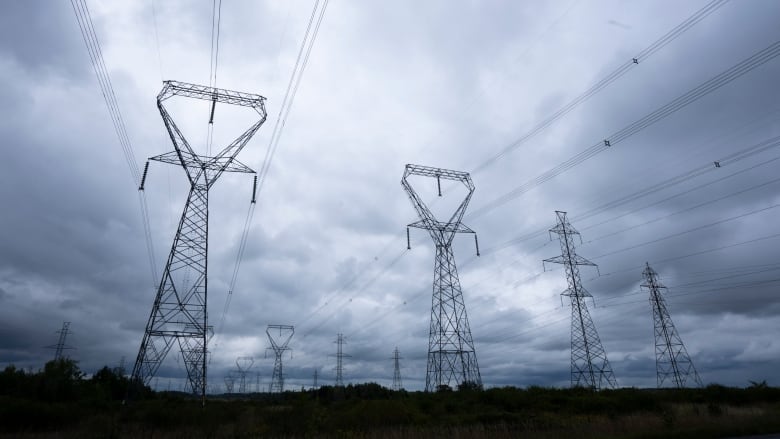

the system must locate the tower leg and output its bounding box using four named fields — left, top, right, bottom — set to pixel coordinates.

left=426, top=242, right=481, bottom=391
left=132, top=184, right=209, bottom=400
